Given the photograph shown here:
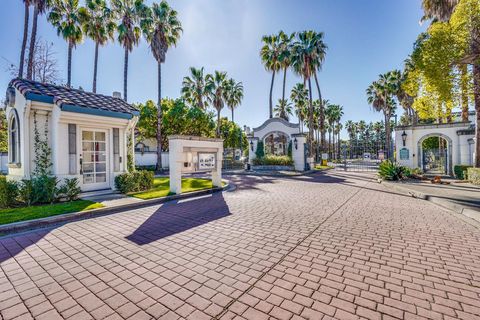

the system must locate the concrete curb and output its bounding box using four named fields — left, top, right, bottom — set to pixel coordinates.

left=381, top=180, right=480, bottom=225
left=0, top=181, right=232, bottom=235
